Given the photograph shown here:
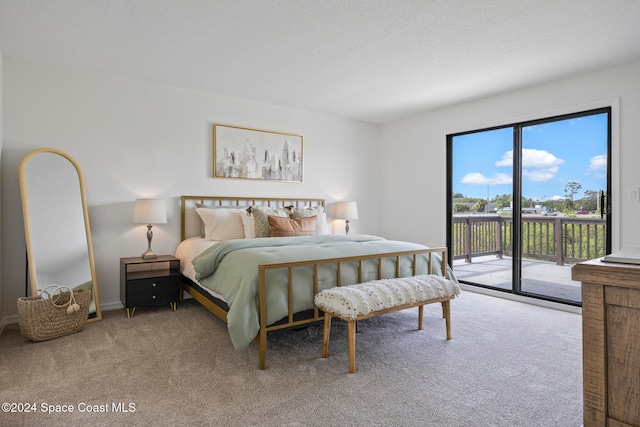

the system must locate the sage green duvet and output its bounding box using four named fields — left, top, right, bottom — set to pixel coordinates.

left=192, top=235, right=449, bottom=350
